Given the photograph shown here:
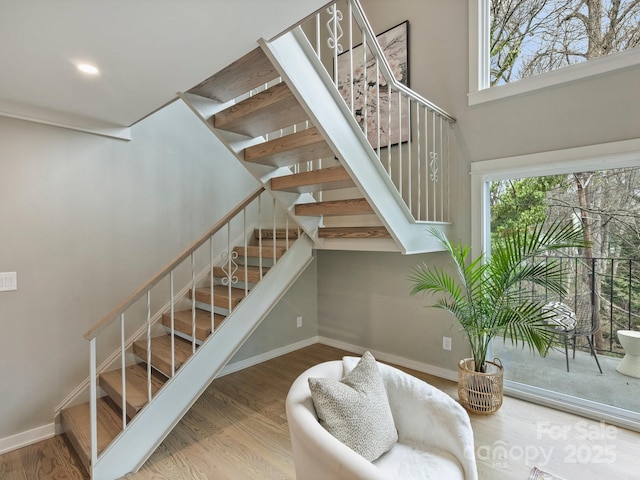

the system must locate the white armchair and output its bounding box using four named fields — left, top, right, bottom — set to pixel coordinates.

left=286, top=357, right=478, bottom=480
